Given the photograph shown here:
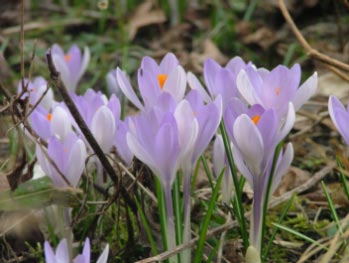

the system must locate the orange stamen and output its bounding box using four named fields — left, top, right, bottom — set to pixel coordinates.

left=46, top=113, right=52, bottom=121
left=64, top=54, right=71, bottom=62
left=251, top=114, right=261, bottom=125
left=275, top=87, right=281, bottom=96
left=157, top=74, right=168, bottom=90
